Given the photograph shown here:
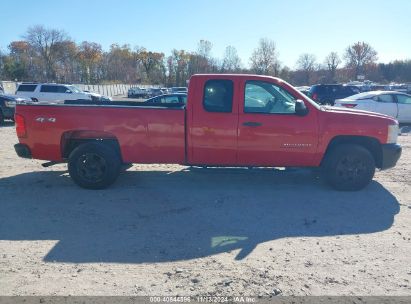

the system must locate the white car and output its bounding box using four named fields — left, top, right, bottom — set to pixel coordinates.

left=334, top=91, right=411, bottom=123
left=15, top=83, right=111, bottom=103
